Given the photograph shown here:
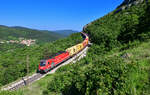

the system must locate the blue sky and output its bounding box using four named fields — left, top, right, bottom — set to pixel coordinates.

left=0, top=0, right=123, bottom=31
